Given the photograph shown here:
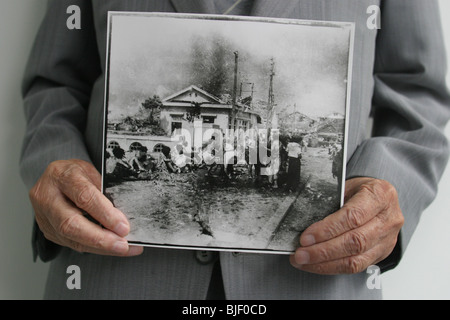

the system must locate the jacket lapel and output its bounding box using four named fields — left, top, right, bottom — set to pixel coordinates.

left=249, top=0, right=300, bottom=18
left=170, top=0, right=300, bottom=18
left=169, top=0, right=217, bottom=14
